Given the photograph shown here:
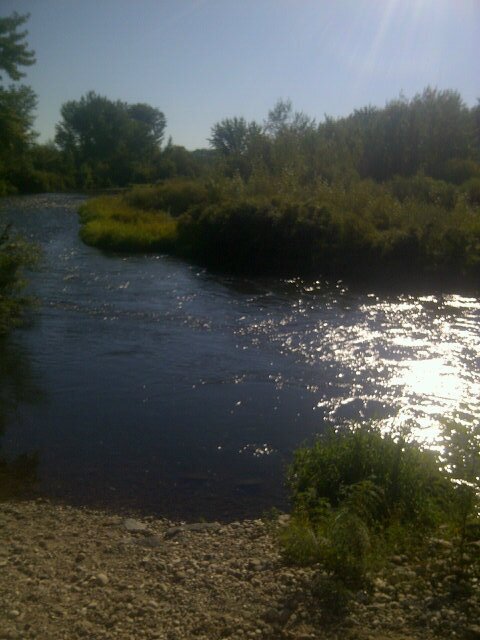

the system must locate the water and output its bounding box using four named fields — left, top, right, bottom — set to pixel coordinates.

left=1, top=194, right=479, bottom=520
